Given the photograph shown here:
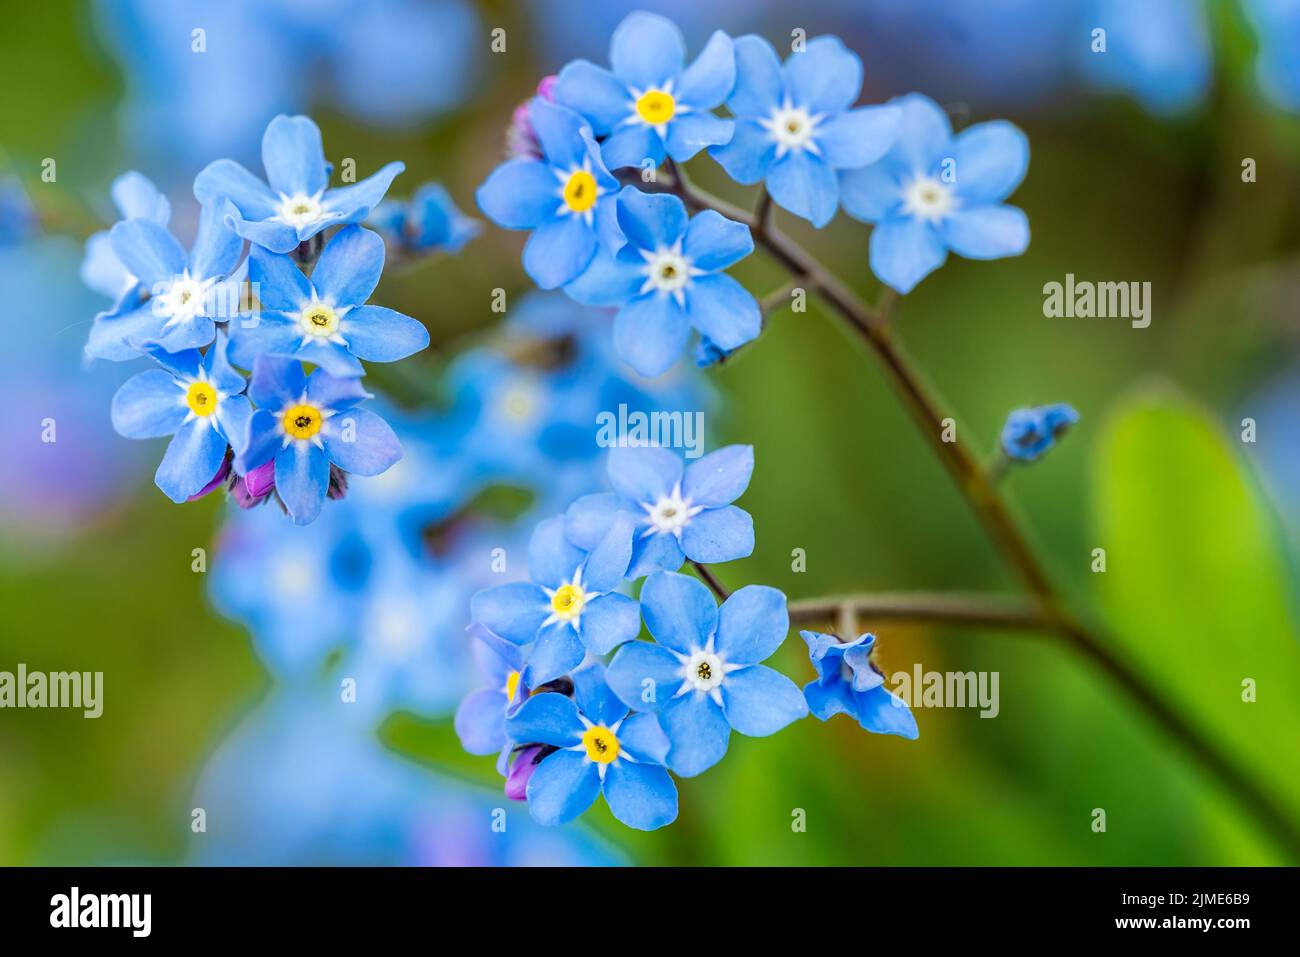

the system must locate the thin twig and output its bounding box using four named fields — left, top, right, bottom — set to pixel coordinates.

left=690, top=561, right=730, bottom=601
left=788, top=592, right=1049, bottom=631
